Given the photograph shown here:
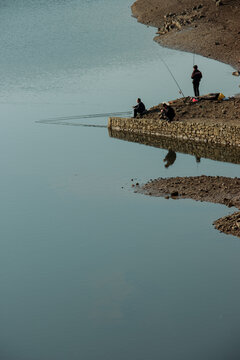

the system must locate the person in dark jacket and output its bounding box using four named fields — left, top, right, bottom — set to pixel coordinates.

left=191, top=65, right=202, bottom=97
left=133, top=98, right=146, bottom=118
left=161, top=103, right=175, bottom=122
